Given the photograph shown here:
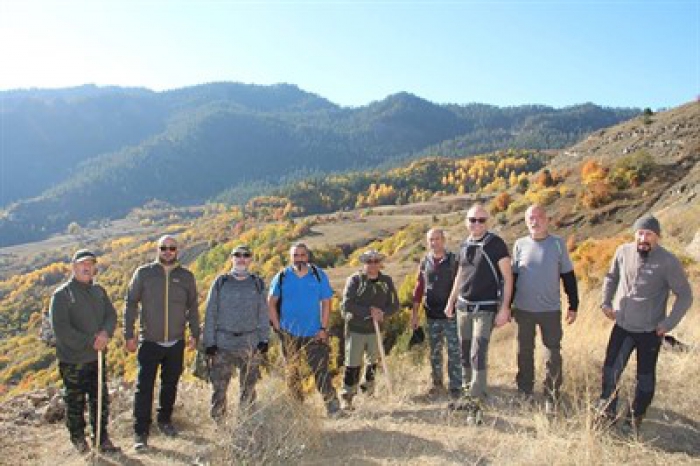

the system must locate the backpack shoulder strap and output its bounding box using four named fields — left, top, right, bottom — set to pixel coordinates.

left=478, top=233, right=502, bottom=293
left=309, top=264, right=322, bottom=283
left=214, top=274, right=229, bottom=293
left=250, top=274, right=265, bottom=294
left=66, top=287, right=76, bottom=304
